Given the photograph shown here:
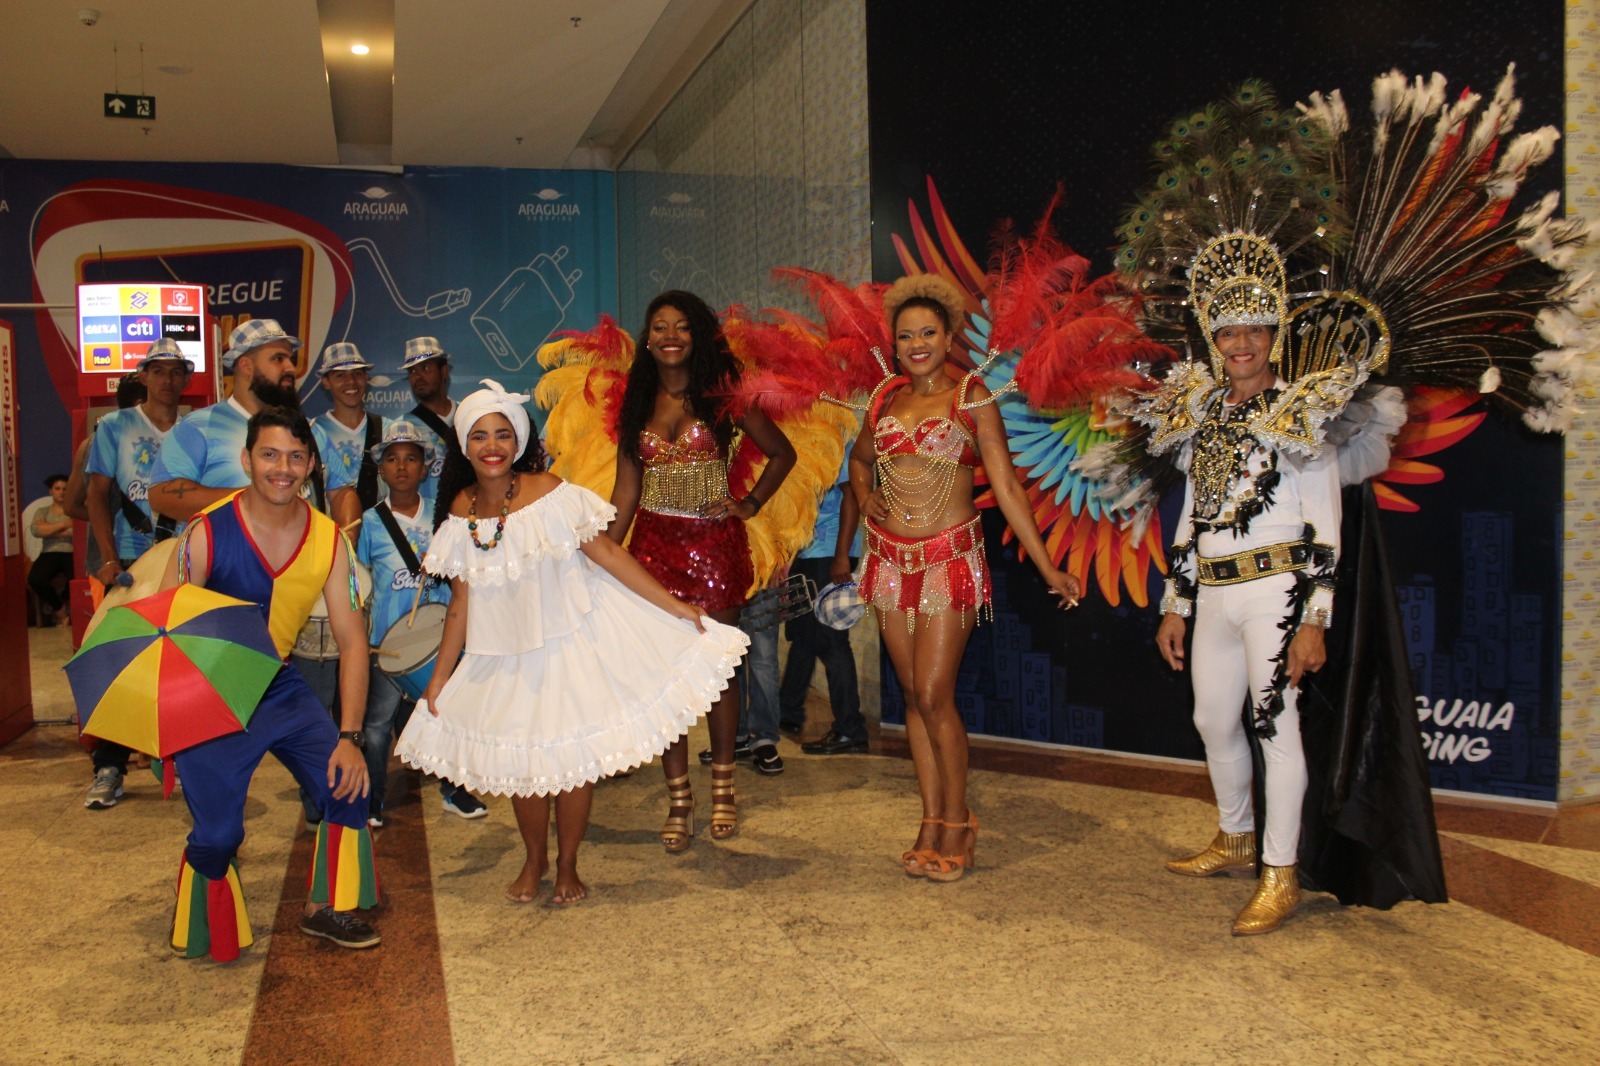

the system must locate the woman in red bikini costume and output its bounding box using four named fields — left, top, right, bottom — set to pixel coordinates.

left=852, top=274, right=1080, bottom=882
left=607, top=291, right=796, bottom=852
